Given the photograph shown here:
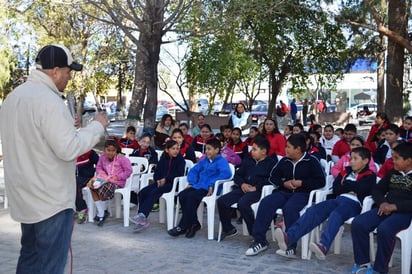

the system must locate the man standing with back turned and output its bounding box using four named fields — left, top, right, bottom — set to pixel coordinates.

left=0, top=44, right=109, bottom=274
